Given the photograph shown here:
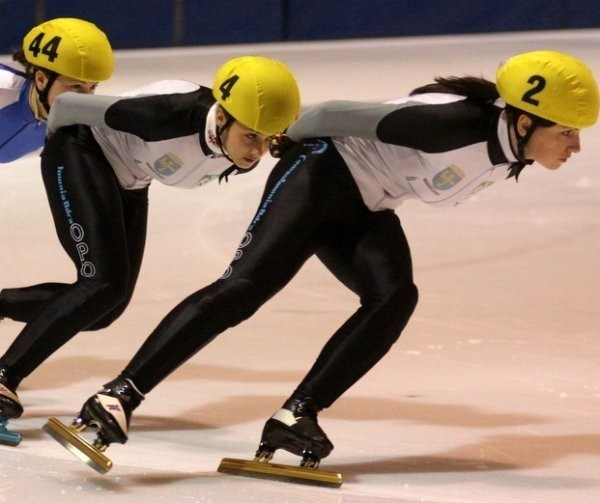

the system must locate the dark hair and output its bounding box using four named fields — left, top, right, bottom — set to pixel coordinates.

left=411, top=75, right=556, bottom=128
left=410, top=76, right=499, bottom=104
left=11, top=48, right=58, bottom=81
left=11, top=49, right=32, bottom=74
